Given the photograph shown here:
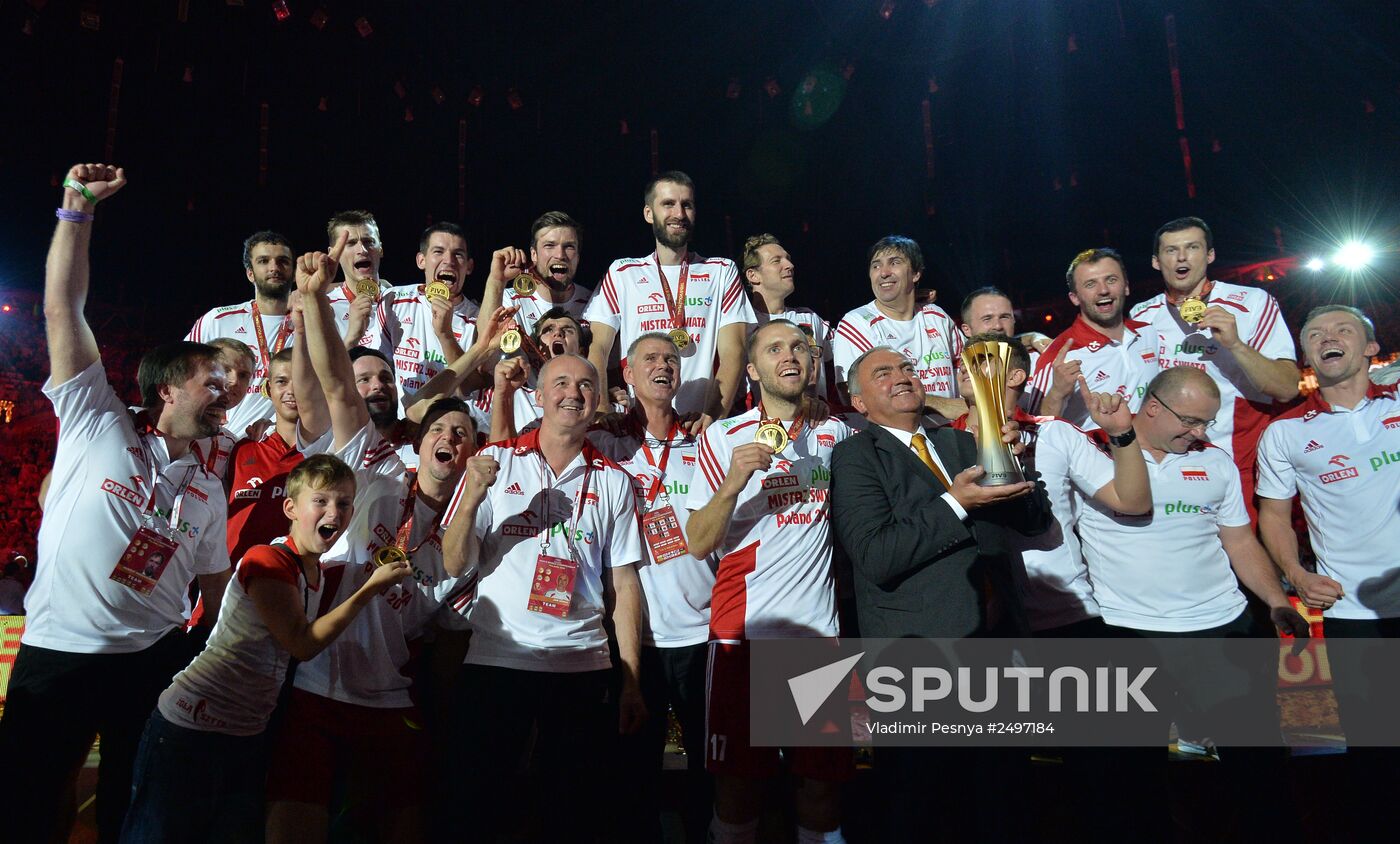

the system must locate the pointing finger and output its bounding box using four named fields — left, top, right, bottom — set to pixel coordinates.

left=327, top=227, right=351, bottom=264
